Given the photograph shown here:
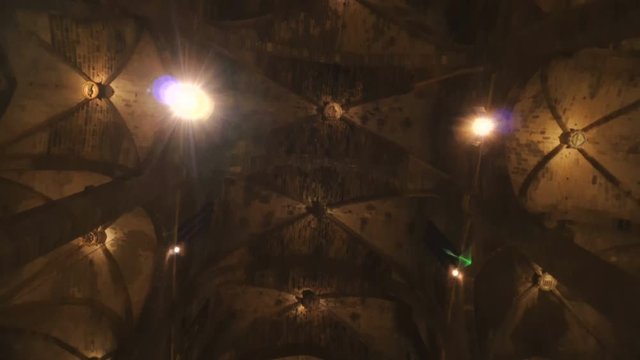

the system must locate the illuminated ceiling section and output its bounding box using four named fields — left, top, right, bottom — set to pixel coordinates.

left=508, top=49, right=640, bottom=223
left=110, top=32, right=171, bottom=159
left=0, top=22, right=85, bottom=145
